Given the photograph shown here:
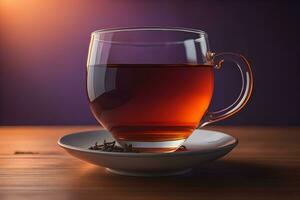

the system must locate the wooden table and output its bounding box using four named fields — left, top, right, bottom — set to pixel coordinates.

left=0, top=126, right=299, bottom=200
